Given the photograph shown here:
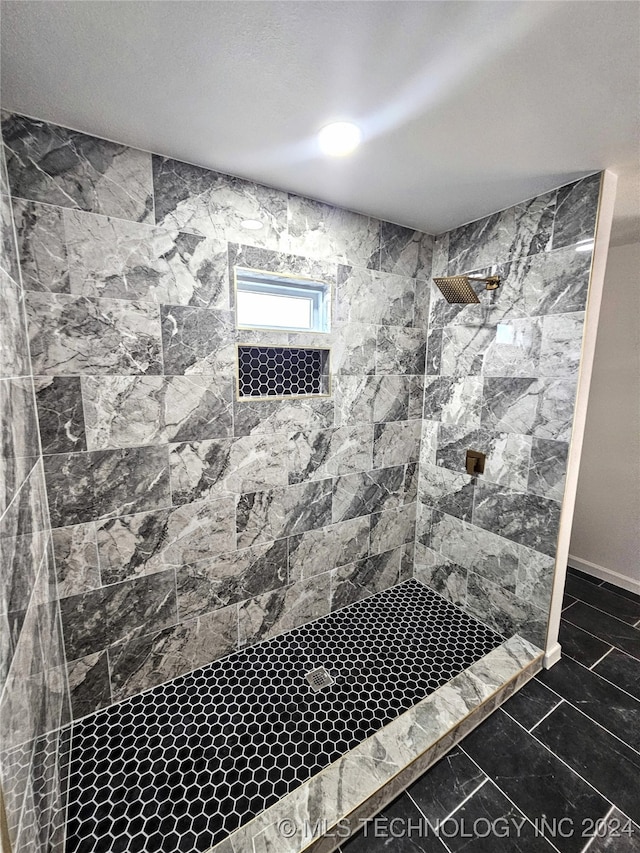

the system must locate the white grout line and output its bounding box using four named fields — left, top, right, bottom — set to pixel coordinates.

left=578, top=805, right=615, bottom=853
left=533, top=691, right=640, bottom=759
left=503, top=694, right=563, bottom=733
left=458, top=746, right=565, bottom=853
left=504, top=708, right=639, bottom=812
left=588, top=646, right=615, bottom=671
left=561, top=614, right=640, bottom=666
left=565, top=598, right=640, bottom=633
